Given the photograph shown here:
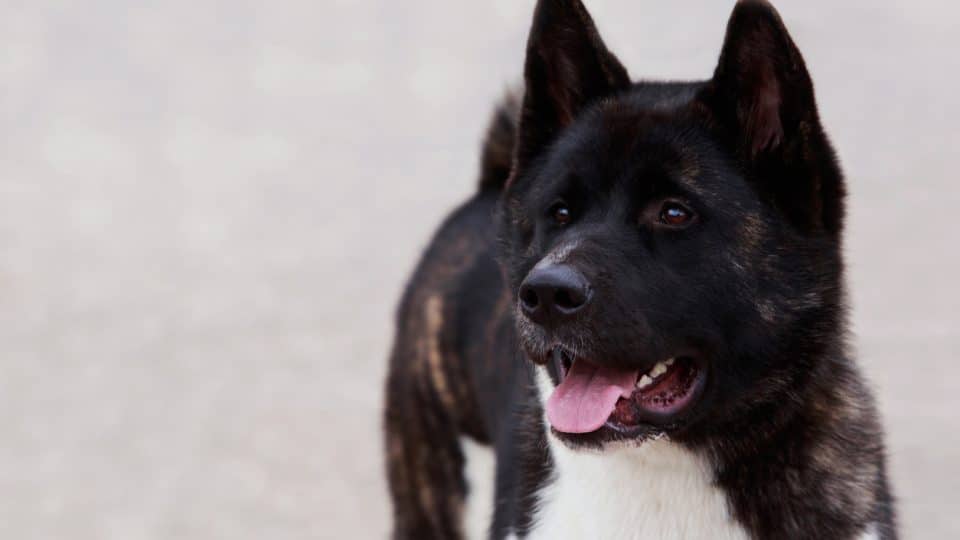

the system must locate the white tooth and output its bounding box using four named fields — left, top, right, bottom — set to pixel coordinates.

left=665, top=357, right=675, bottom=367
left=636, top=375, right=654, bottom=389
left=650, top=361, right=668, bottom=379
